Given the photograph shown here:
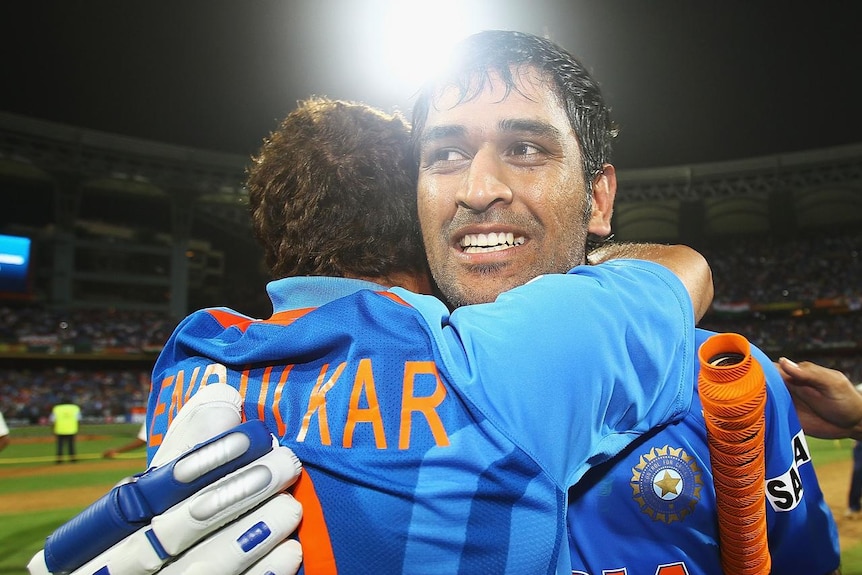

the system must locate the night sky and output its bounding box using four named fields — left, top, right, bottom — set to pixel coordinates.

left=2, top=0, right=860, bottom=170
